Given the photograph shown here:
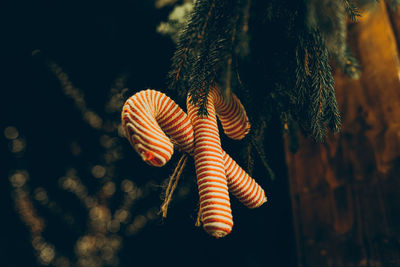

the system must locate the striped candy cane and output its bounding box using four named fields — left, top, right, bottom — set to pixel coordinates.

left=122, top=89, right=194, bottom=166
left=213, top=88, right=250, bottom=140
left=187, top=85, right=265, bottom=237
left=209, top=86, right=265, bottom=210
left=122, top=89, right=267, bottom=237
